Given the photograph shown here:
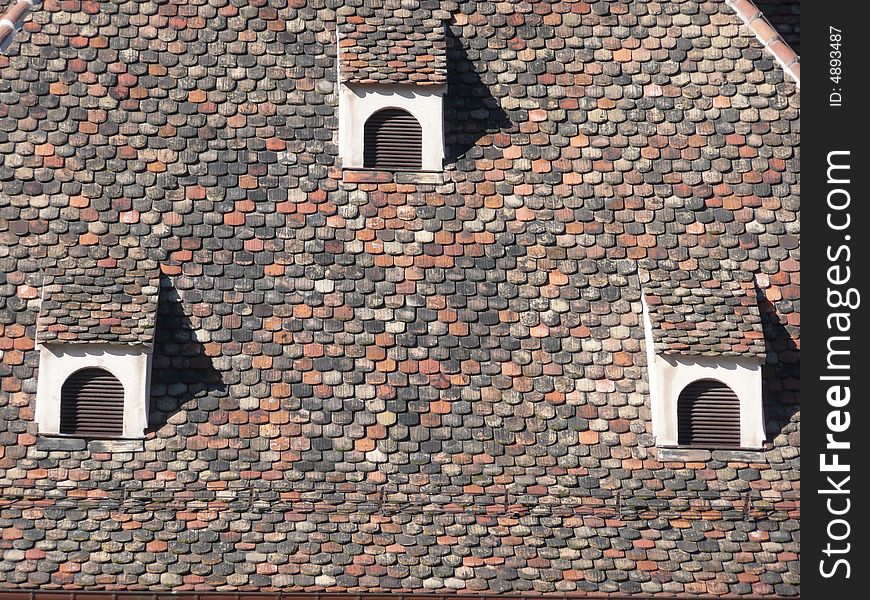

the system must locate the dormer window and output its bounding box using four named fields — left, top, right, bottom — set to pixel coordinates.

left=641, top=269, right=768, bottom=452
left=363, top=108, right=423, bottom=170
left=337, top=7, right=446, bottom=174
left=34, top=263, right=159, bottom=444
left=339, top=84, right=444, bottom=172
left=35, top=344, right=152, bottom=440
